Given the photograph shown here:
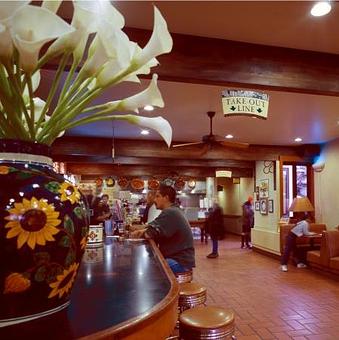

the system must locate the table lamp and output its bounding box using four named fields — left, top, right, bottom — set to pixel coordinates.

left=289, top=196, right=314, bottom=222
